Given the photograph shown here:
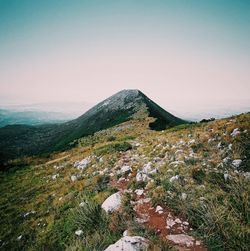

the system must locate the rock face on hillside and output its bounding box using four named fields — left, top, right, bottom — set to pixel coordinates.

left=0, top=89, right=185, bottom=165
